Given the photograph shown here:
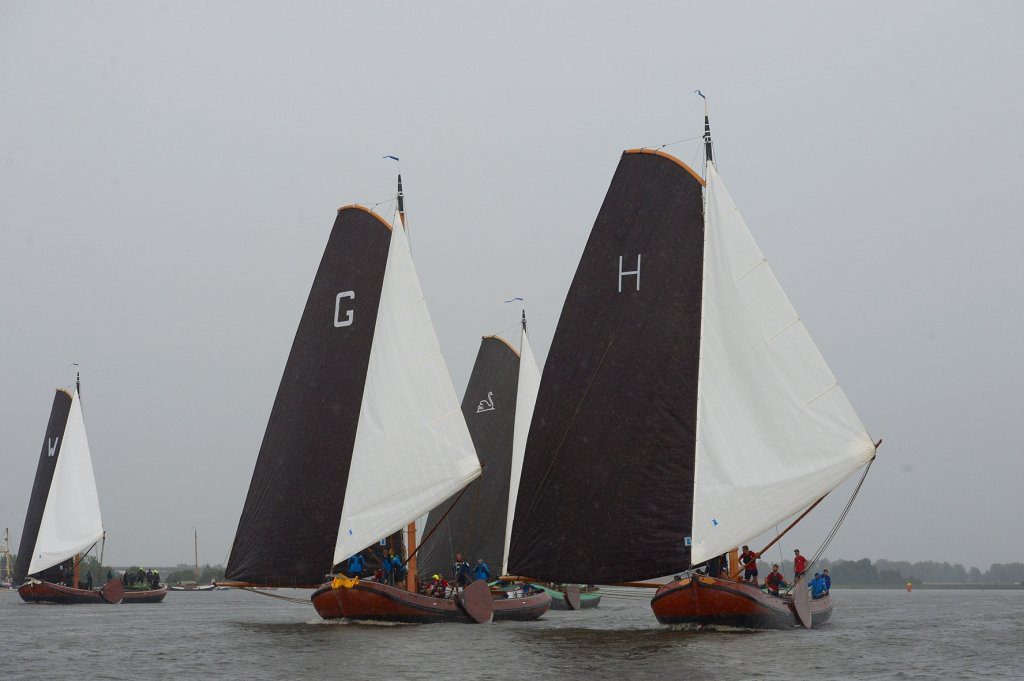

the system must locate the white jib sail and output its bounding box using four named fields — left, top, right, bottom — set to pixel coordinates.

left=501, top=326, right=541, bottom=574
left=334, top=216, right=482, bottom=564
left=28, top=389, right=104, bottom=576
left=689, top=162, right=876, bottom=565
